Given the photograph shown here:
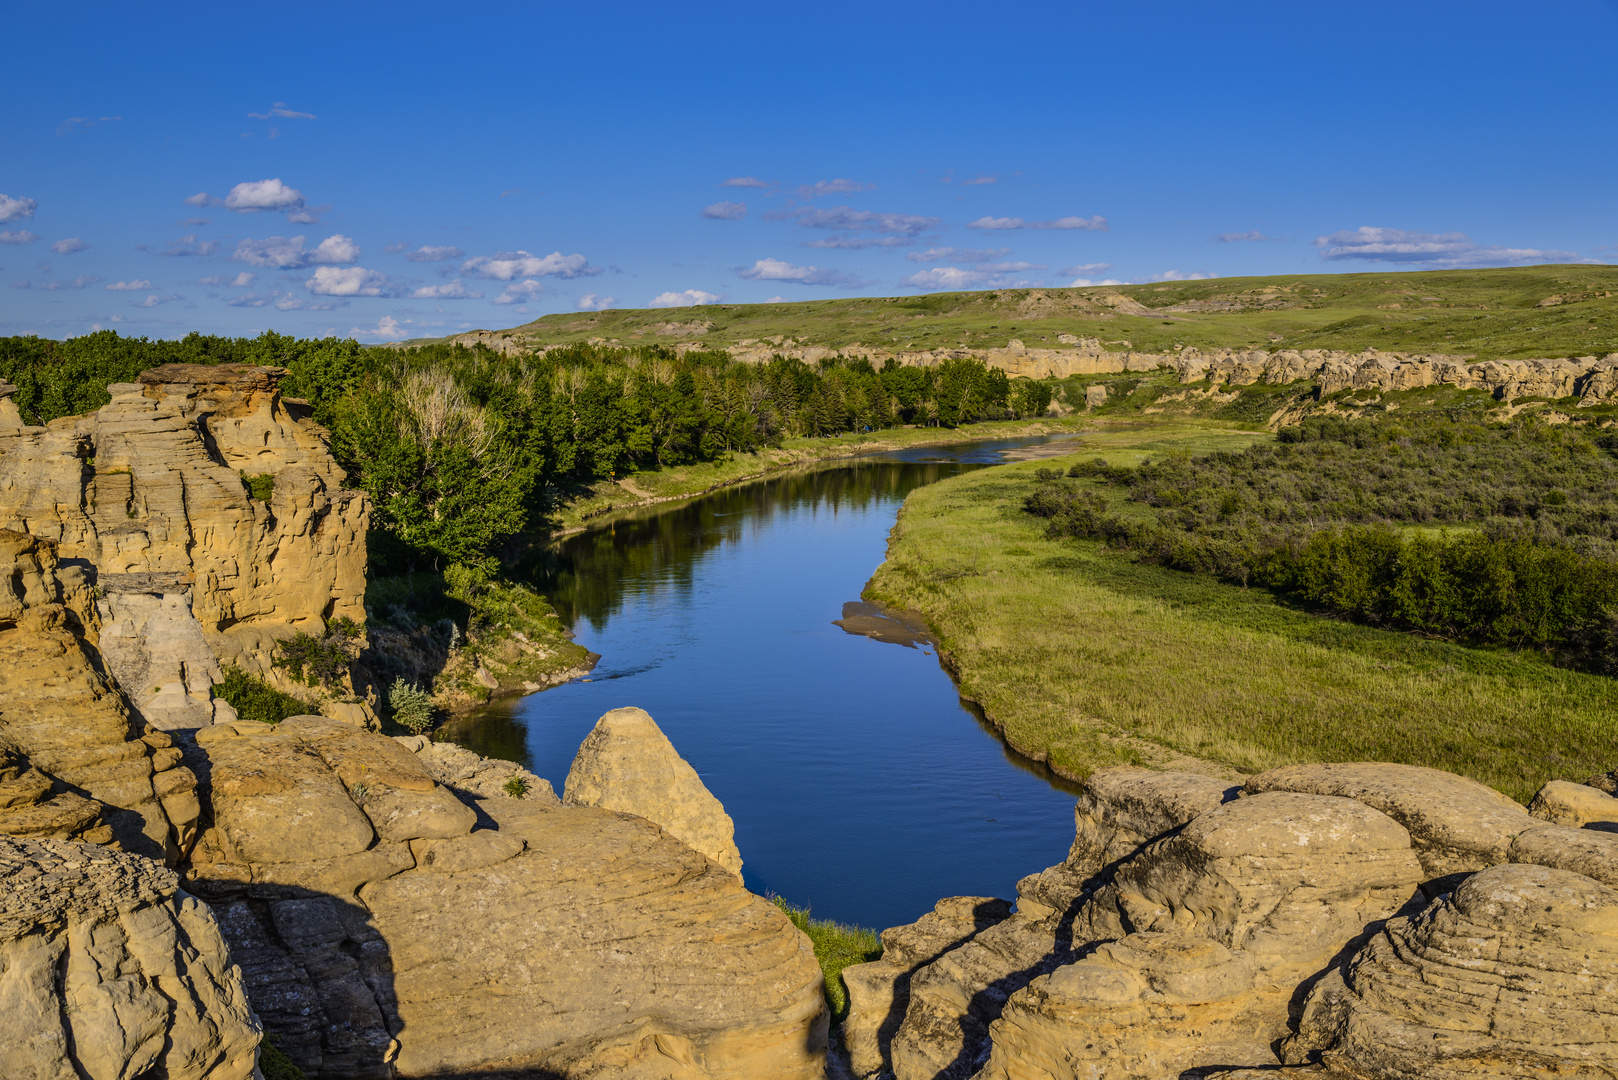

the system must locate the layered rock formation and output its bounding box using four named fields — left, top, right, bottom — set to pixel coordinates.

left=0, top=834, right=260, bottom=1080
left=0, top=365, right=368, bottom=702
left=844, top=763, right=1618, bottom=1080
left=179, top=711, right=823, bottom=1078
left=565, top=705, right=744, bottom=878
